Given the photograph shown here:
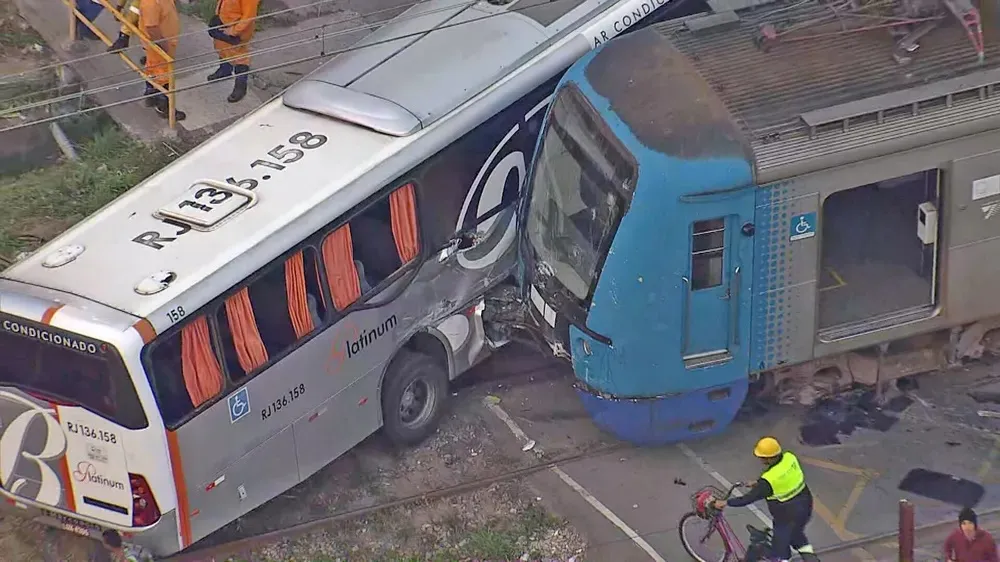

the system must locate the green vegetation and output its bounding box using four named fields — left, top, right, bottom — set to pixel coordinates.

left=383, top=504, right=568, bottom=562
left=0, top=7, right=45, bottom=50
left=179, top=0, right=273, bottom=33
left=179, top=0, right=217, bottom=25
left=219, top=503, right=571, bottom=562
left=0, top=122, right=177, bottom=264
